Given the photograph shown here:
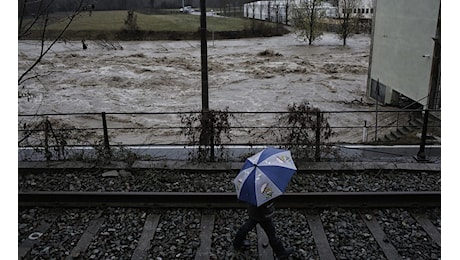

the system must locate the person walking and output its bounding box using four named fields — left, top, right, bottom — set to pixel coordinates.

left=233, top=147, right=297, bottom=259
left=233, top=200, right=294, bottom=259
